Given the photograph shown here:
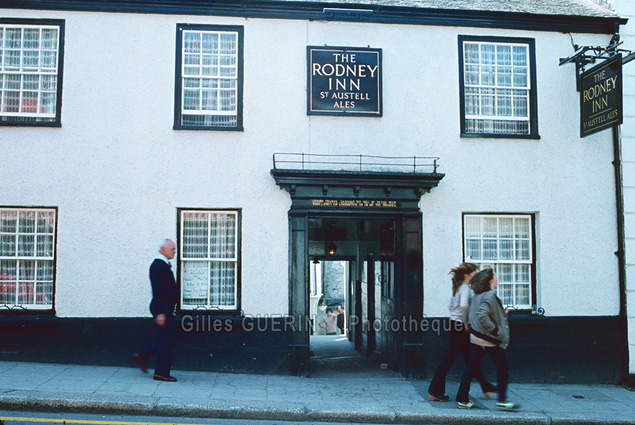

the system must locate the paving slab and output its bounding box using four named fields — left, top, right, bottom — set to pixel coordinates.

left=0, top=361, right=634, bottom=425
left=95, top=381, right=161, bottom=396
